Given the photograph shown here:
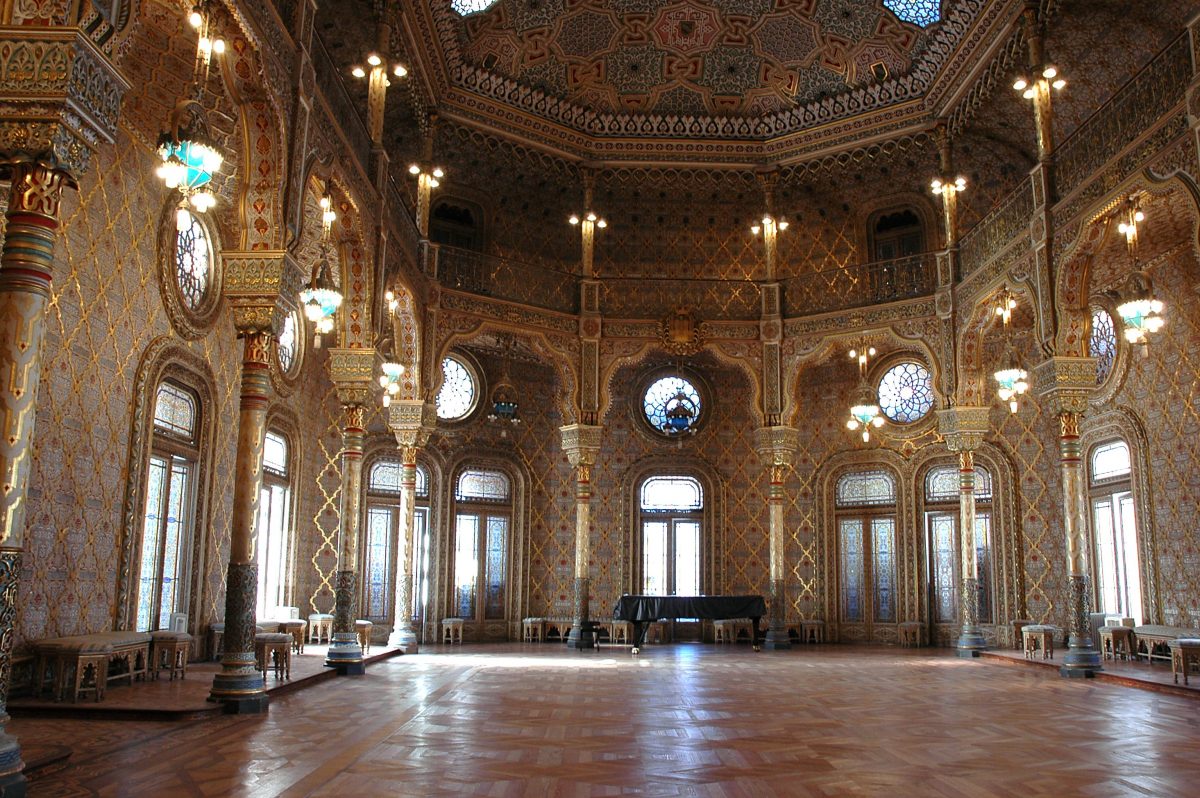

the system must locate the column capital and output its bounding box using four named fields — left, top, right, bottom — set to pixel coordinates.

left=1033, top=356, right=1096, bottom=416
left=559, top=424, right=602, bottom=468
left=328, top=346, right=376, bottom=406
left=936, top=406, right=990, bottom=451
left=389, top=399, right=436, bottom=450
left=224, top=250, right=305, bottom=336
left=0, top=28, right=130, bottom=181
left=753, top=425, right=799, bottom=468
